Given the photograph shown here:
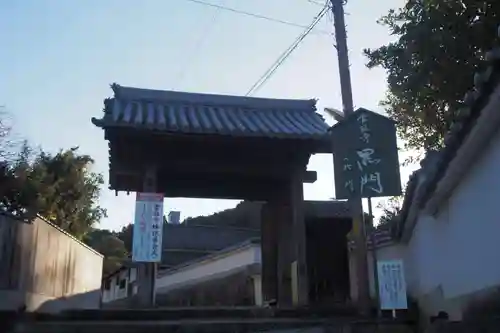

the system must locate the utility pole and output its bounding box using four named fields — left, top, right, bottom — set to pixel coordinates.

left=368, top=197, right=381, bottom=317
left=330, top=0, right=354, bottom=114
left=330, top=0, right=371, bottom=315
